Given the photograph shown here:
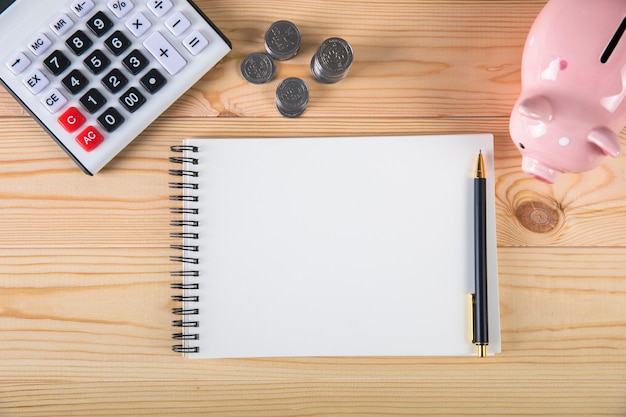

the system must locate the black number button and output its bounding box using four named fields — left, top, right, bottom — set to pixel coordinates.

left=44, top=50, right=71, bottom=75
left=66, top=30, right=93, bottom=56
left=122, top=50, right=149, bottom=75
left=80, top=88, right=107, bottom=114
left=119, top=87, right=146, bottom=113
left=62, top=69, right=89, bottom=94
left=101, top=68, right=128, bottom=93
left=97, top=107, right=125, bottom=132
left=140, top=68, right=167, bottom=94
left=87, top=11, right=113, bottom=37
left=104, top=31, right=131, bottom=56
left=84, top=50, right=111, bottom=74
